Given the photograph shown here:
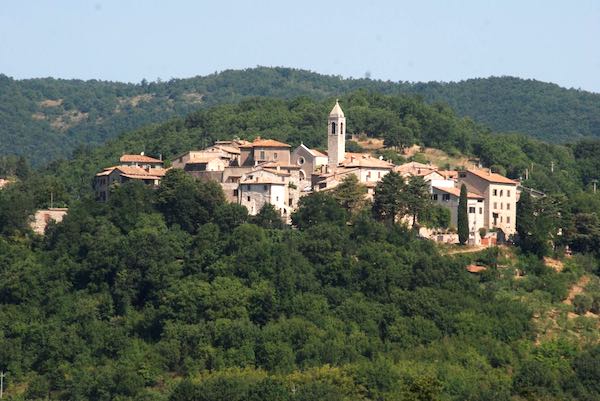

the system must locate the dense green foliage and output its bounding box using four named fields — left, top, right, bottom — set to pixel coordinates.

left=2, top=68, right=600, bottom=165
left=2, top=174, right=600, bottom=401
